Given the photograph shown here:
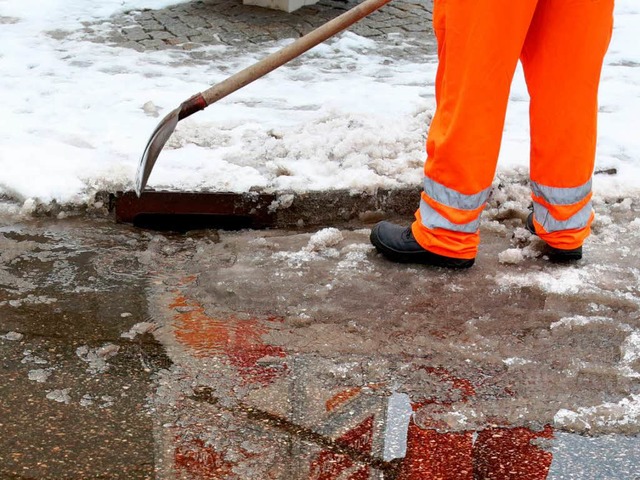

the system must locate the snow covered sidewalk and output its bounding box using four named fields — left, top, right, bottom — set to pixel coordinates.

left=0, top=0, right=638, bottom=216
